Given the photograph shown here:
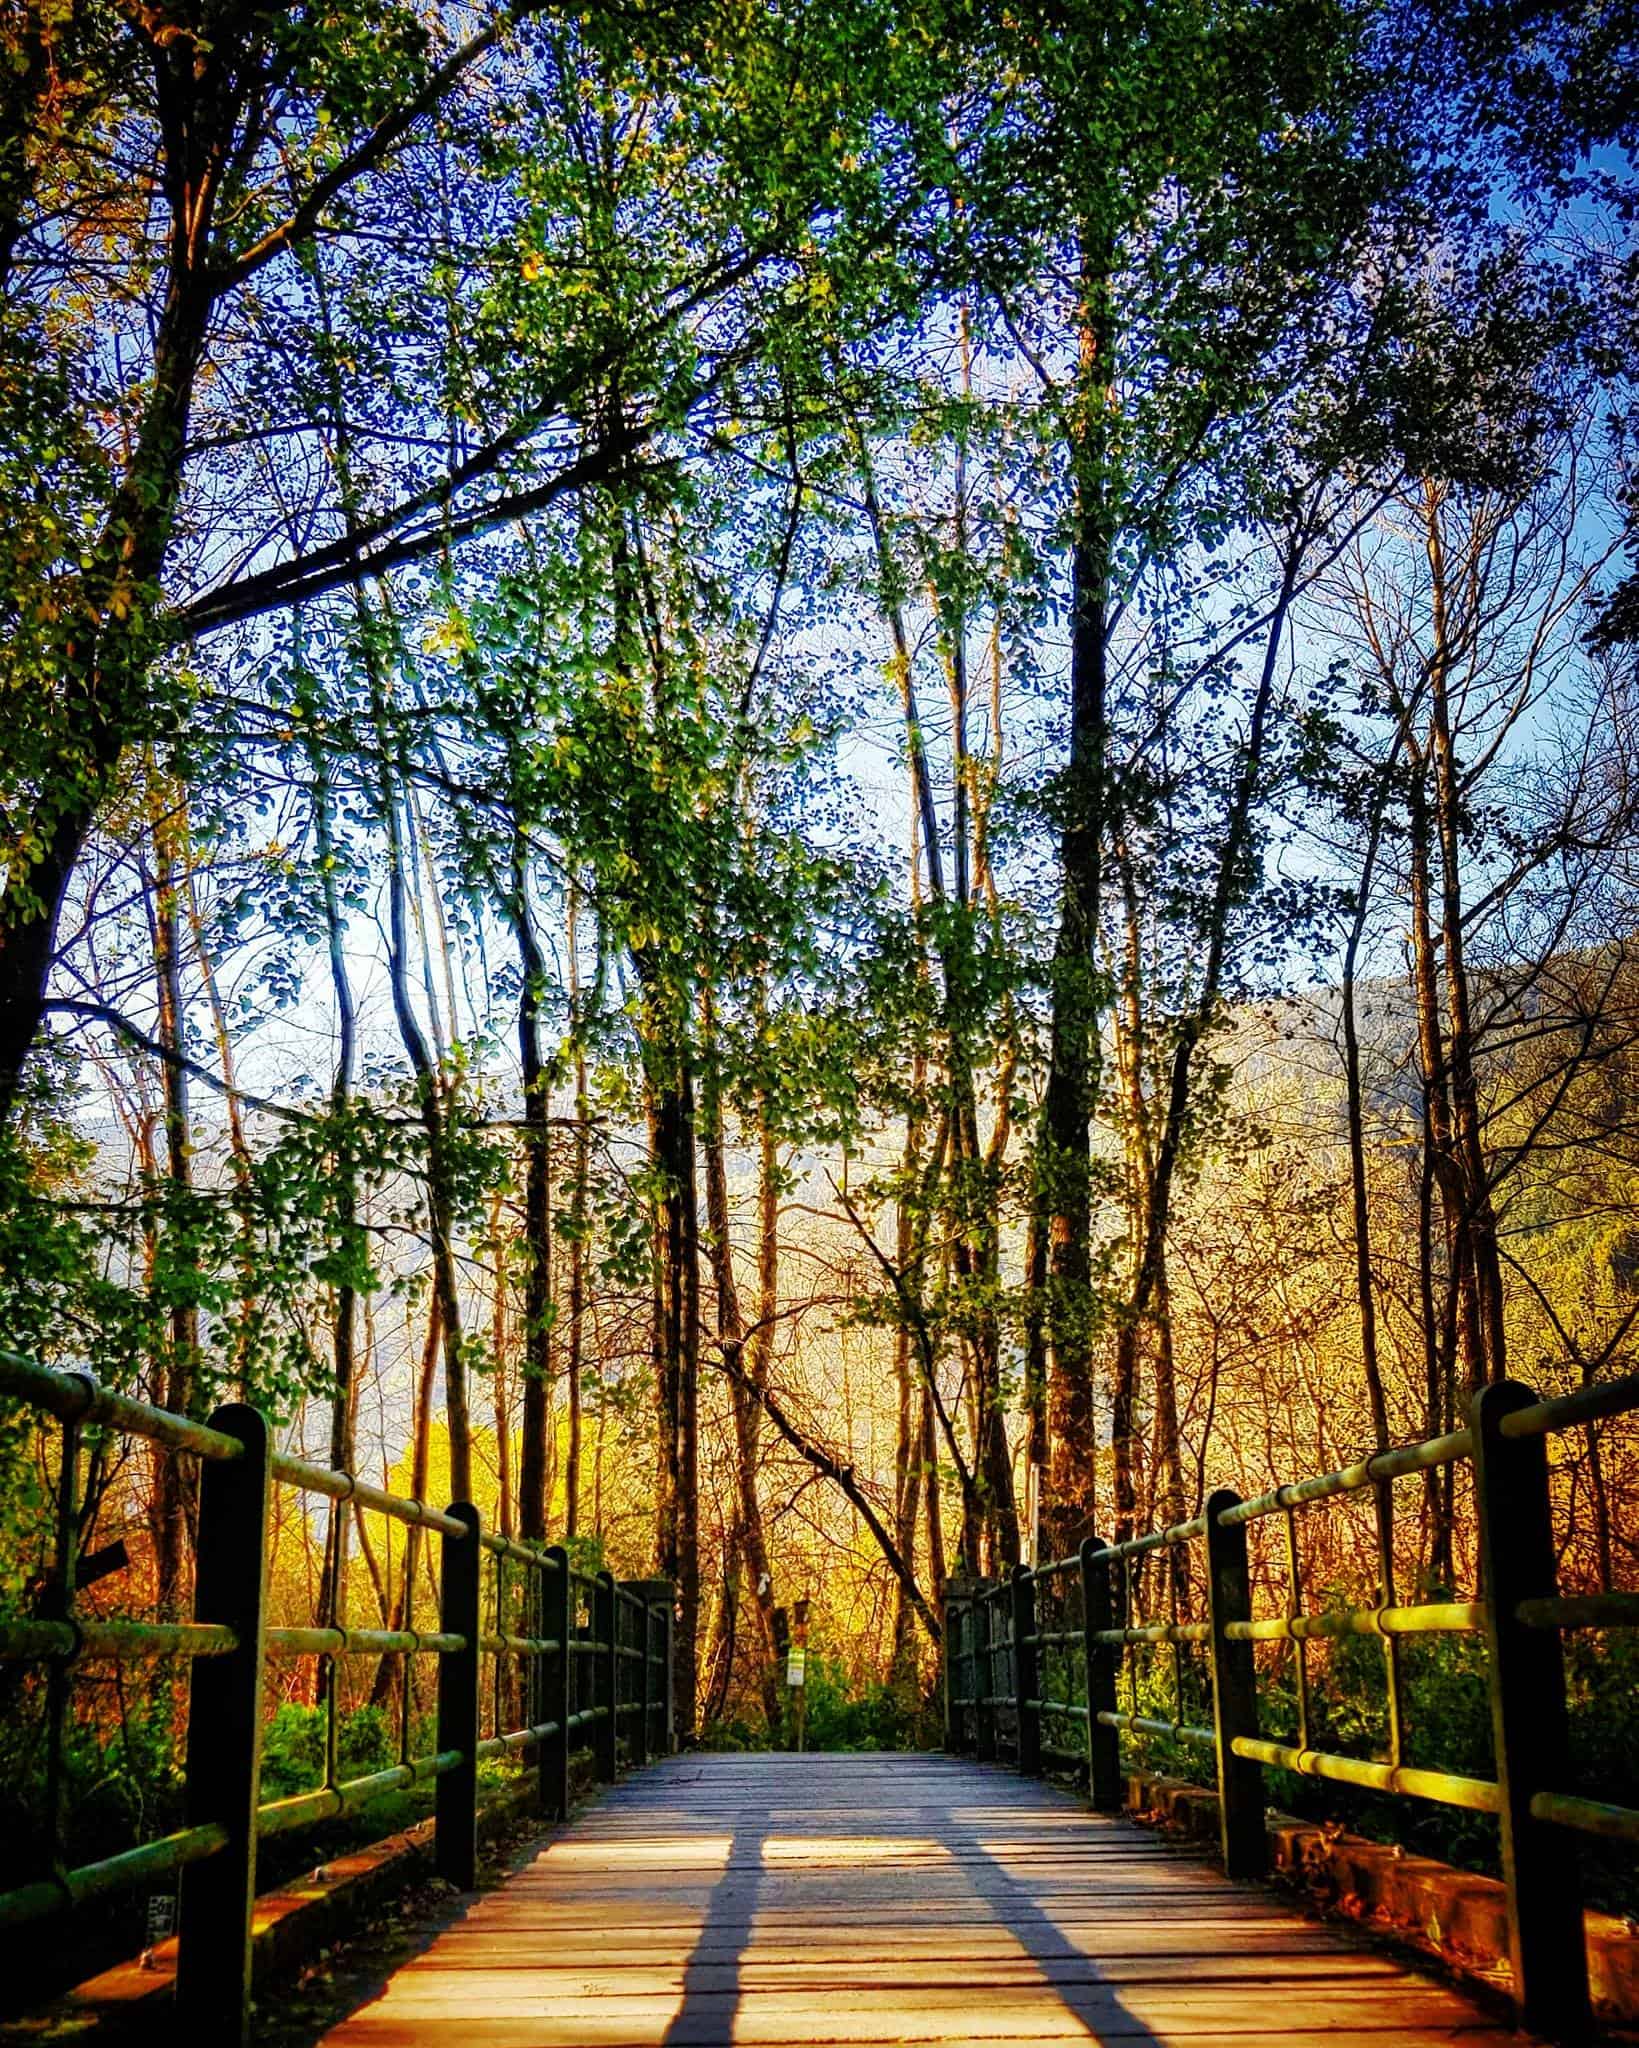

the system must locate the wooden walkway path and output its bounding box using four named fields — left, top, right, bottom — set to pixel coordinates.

left=321, top=1753, right=1524, bottom=2046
